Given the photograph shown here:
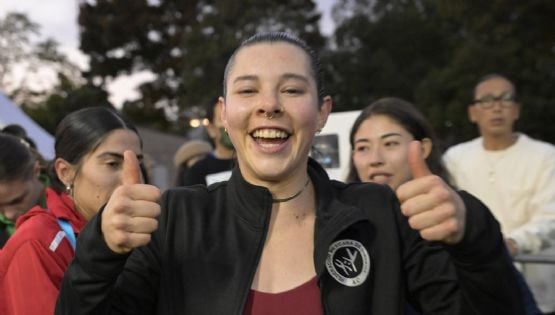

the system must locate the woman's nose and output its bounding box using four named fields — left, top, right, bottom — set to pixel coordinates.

left=369, top=148, right=385, bottom=167
left=257, top=92, right=284, bottom=119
